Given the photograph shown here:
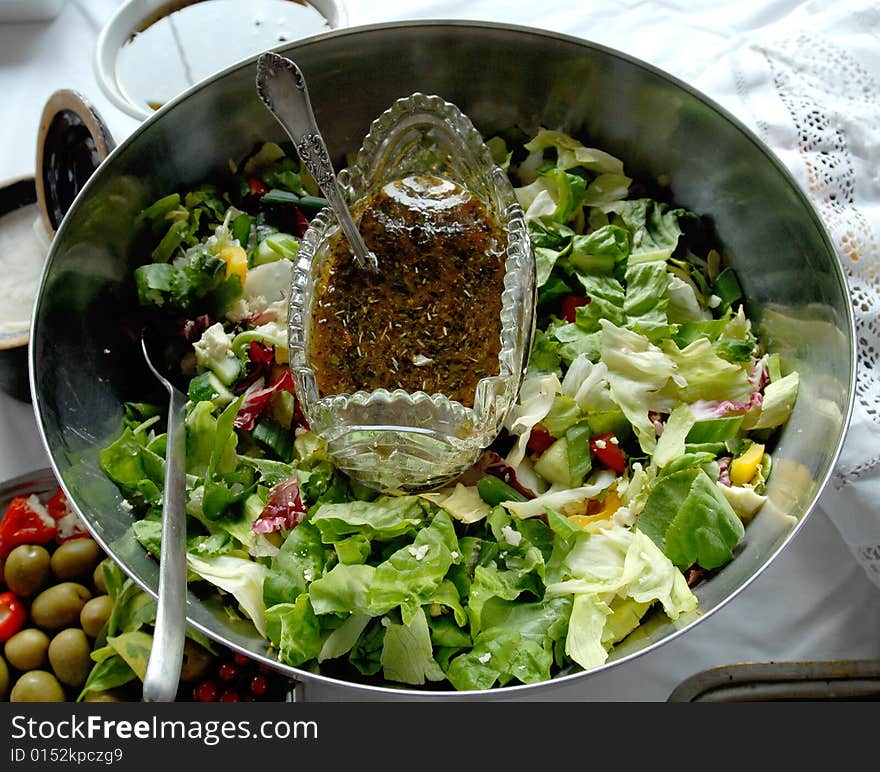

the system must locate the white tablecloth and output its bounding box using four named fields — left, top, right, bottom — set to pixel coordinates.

left=1, top=0, right=878, bottom=701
